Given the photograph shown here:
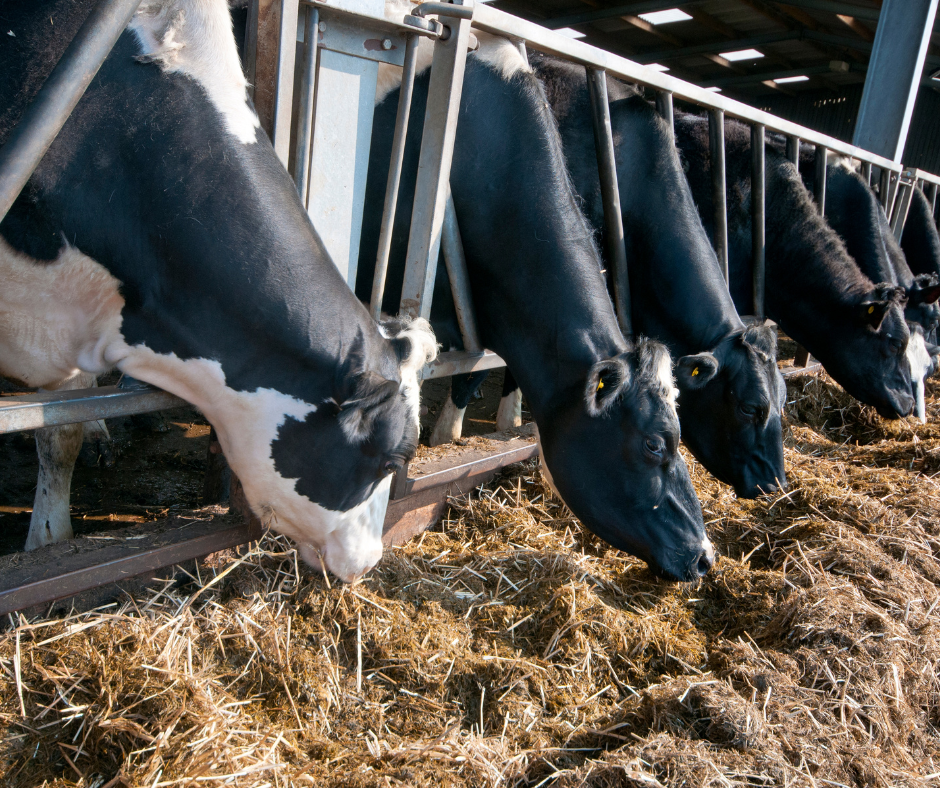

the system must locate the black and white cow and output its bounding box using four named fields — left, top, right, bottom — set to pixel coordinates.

left=0, top=0, right=437, bottom=582
left=531, top=56, right=786, bottom=499
left=357, top=34, right=714, bottom=581
left=675, top=115, right=915, bottom=420
left=815, top=160, right=940, bottom=420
